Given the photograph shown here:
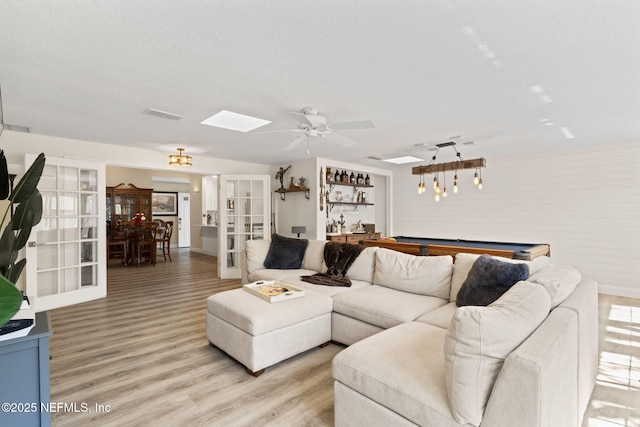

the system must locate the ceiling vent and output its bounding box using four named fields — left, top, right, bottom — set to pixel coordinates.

left=143, top=108, right=184, bottom=121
